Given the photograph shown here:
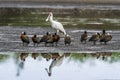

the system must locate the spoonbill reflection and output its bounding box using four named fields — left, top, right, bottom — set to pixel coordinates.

left=45, top=53, right=65, bottom=76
